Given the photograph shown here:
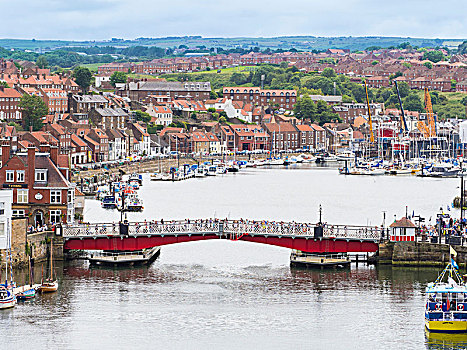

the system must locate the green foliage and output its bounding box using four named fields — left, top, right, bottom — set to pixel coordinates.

left=219, top=116, right=227, bottom=123
left=371, top=60, right=378, bottom=65
left=458, top=41, right=467, bottom=55
left=451, top=79, right=457, bottom=89
left=209, top=90, right=218, bottom=99
left=423, top=50, right=445, bottom=63
left=423, top=61, right=433, bottom=69
left=403, top=93, right=424, bottom=112
left=7, top=121, right=23, bottom=131
left=36, top=55, right=48, bottom=69
left=461, top=96, right=467, bottom=106
left=393, top=81, right=410, bottom=98
left=110, top=71, right=128, bottom=86
left=19, top=94, right=47, bottom=131
left=389, top=72, right=403, bottom=80
left=73, top=66, right=92, bottom=92
left=207, top=107, right=216, bottom=113
left=229, top=72, right=248, bottom=85
left=321, top=67, right=337, bottom=78
left=147, top=124, right=163, bottom=134
left=294, top=95, right=339, bottom=125
left=134, top=110, right=151, bottom=123
left=0, top=81, right=9, bottom=88
left=402, top=62, right=412, bottom=69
